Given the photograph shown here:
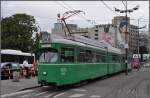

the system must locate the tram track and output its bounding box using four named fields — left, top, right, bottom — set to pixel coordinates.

left=99, top=67, right=150, bottom=98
